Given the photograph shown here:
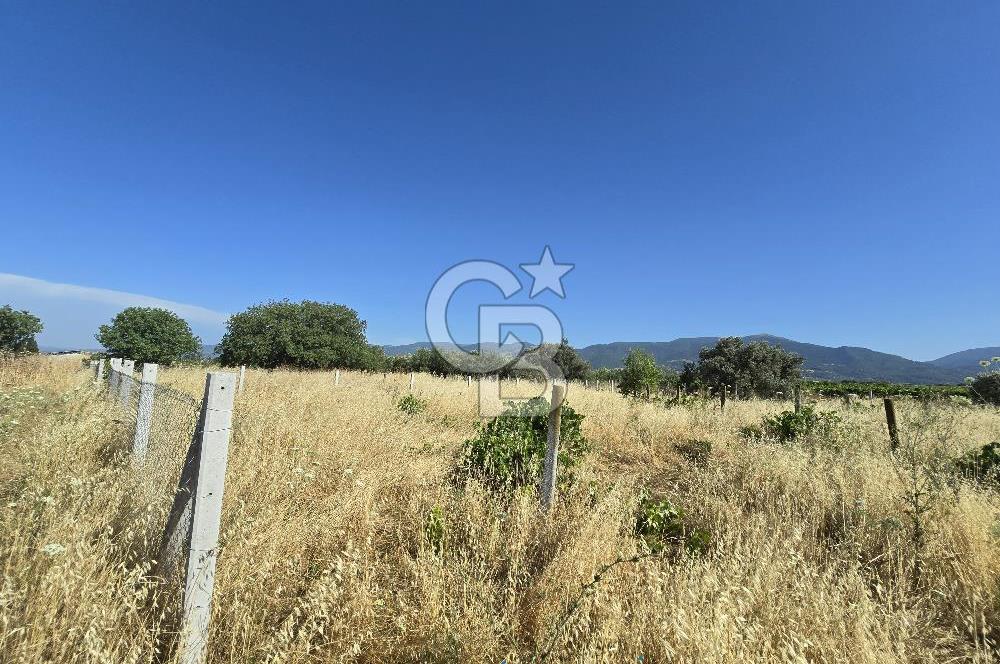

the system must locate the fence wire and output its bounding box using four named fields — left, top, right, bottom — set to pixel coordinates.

left=104, top=366, right=203, bottom=508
